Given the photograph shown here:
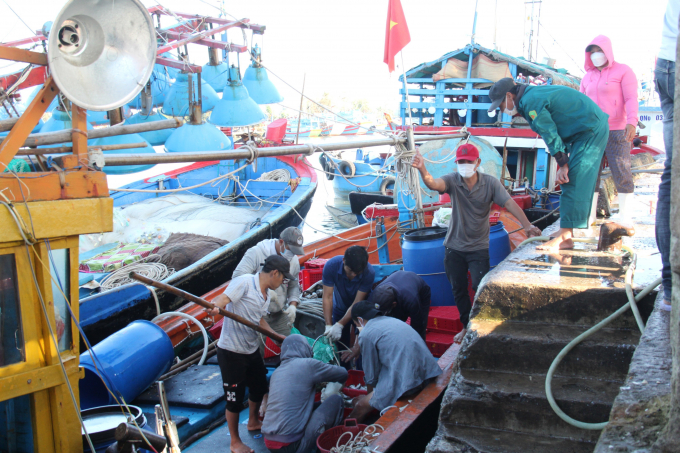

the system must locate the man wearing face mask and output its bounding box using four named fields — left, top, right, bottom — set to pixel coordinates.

left=232, top=227, right=304, bottom=339
left=486, top=77, right=609, bottom=251
left=346, top=299, right=442, bottom=423
left=412, top=143, right=541, bottom=343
